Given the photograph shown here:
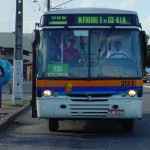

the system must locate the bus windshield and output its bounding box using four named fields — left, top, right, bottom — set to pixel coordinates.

left=37, top=29, right=142, bottom=79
